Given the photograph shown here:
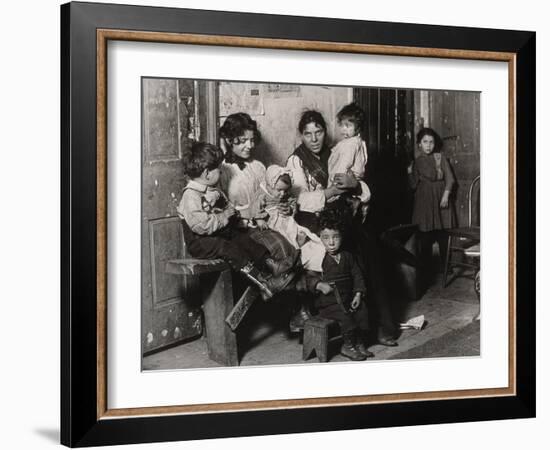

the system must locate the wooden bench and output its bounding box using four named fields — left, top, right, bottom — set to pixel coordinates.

left=166, top=258, right=241, bottom=366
